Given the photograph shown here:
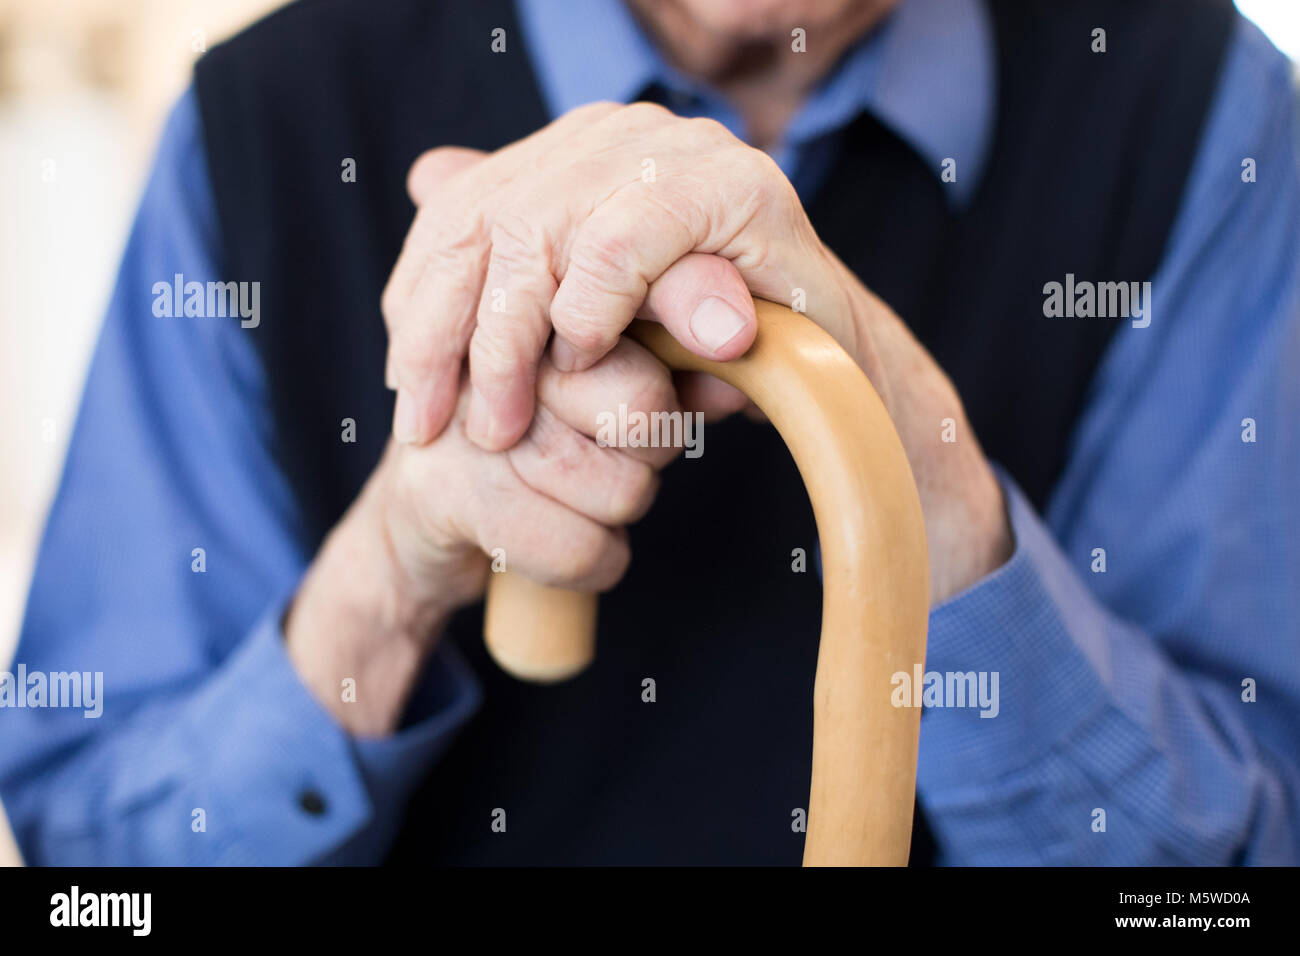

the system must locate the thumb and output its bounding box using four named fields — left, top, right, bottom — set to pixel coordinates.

left=634, top=252, right=758, bottom=363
